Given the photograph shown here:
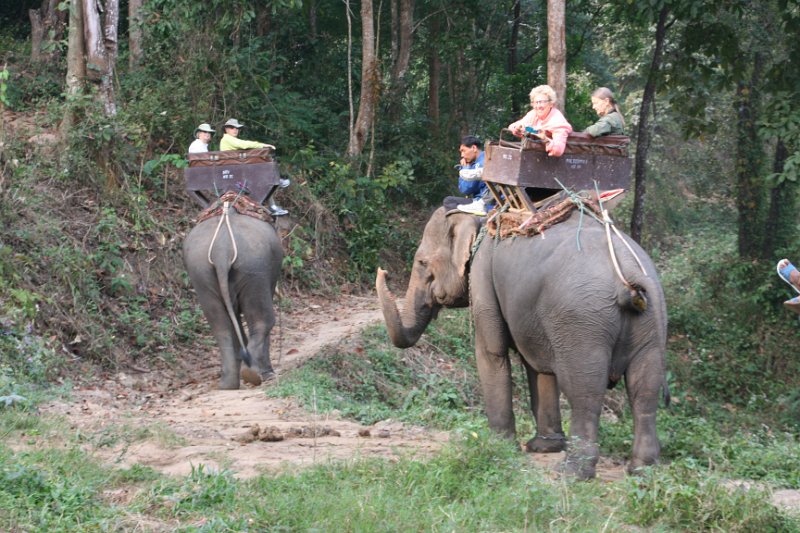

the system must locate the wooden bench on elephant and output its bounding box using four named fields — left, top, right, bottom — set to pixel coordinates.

left=482, top=130, right=632, bottom=213
left=184, top=148, right=280, bottom=208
